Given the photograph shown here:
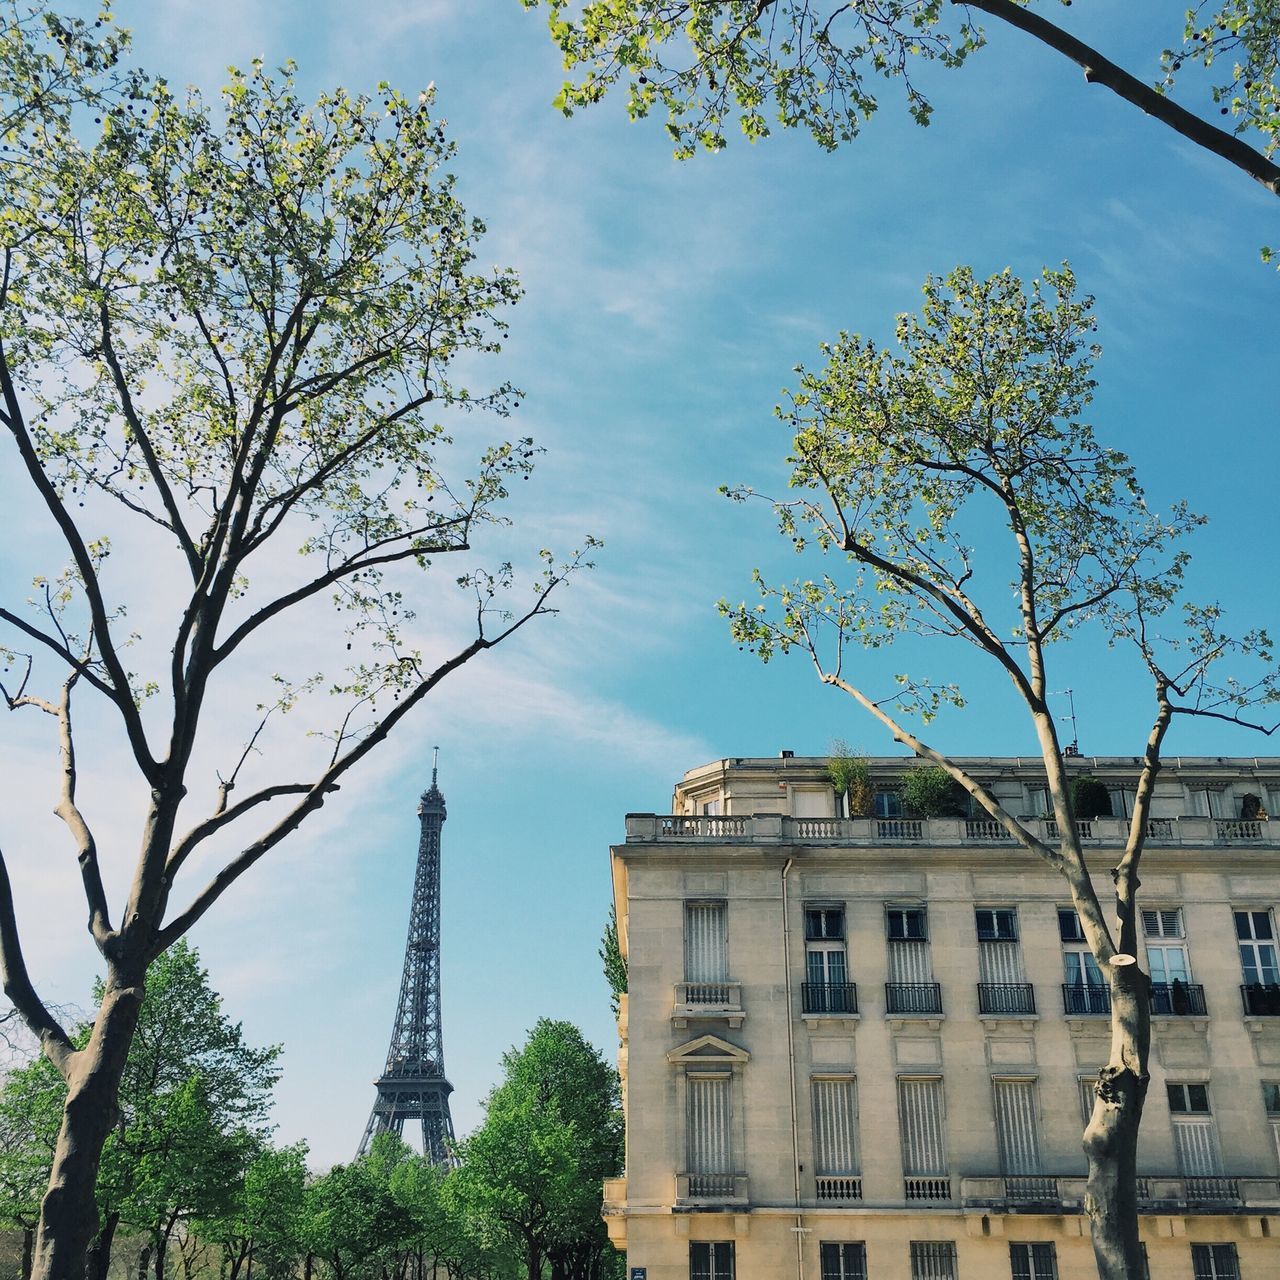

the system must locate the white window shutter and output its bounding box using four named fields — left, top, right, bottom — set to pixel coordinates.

left=812, top=1078, right=859, bottom=1175
left=993, top=1078, right=1042, bottom=1174
left=1172, top=1117, right=1222, bottom=1176
left=684, top=903, right=728, bottom=982
left=687, top=1075, right=732, bottom=1173
left=898, top=1078, right=947, bottom=1175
